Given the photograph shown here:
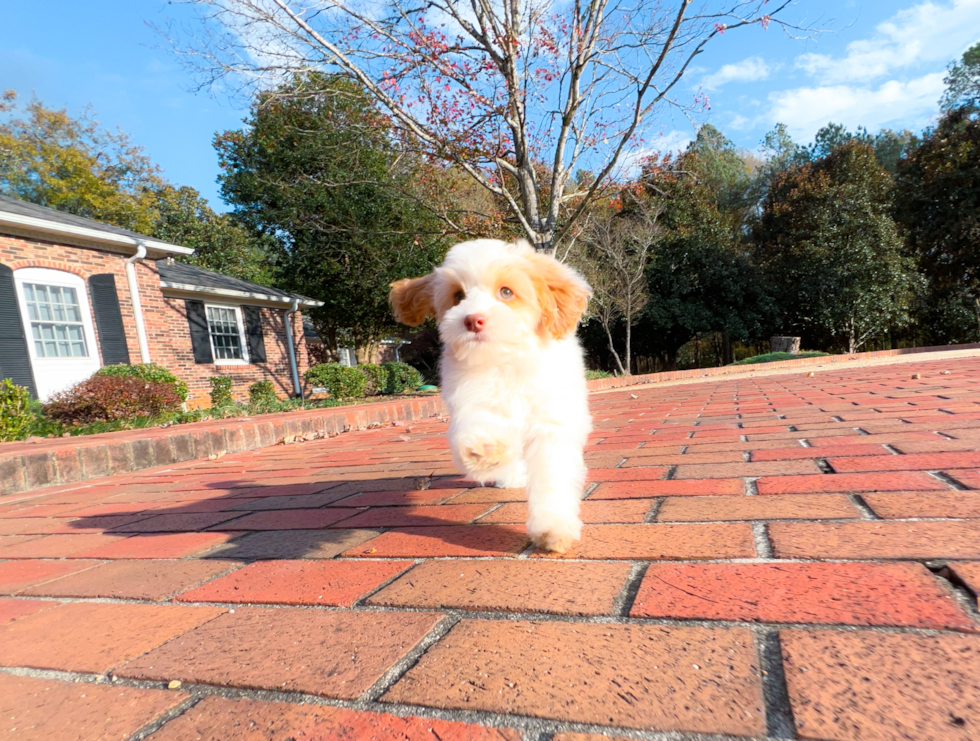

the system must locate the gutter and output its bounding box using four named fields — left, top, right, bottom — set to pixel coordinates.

left=283, top=298, right=303, bottom=398
left=159, top=281, right=323, bottom=308
left=126, top=244, right=151, bottom=363
left=0, top=211, right=193, bottom=256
